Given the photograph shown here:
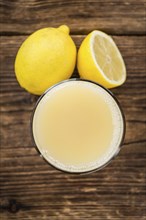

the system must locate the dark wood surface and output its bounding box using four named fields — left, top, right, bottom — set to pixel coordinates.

left=0, top=1, right=146, bottom=219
